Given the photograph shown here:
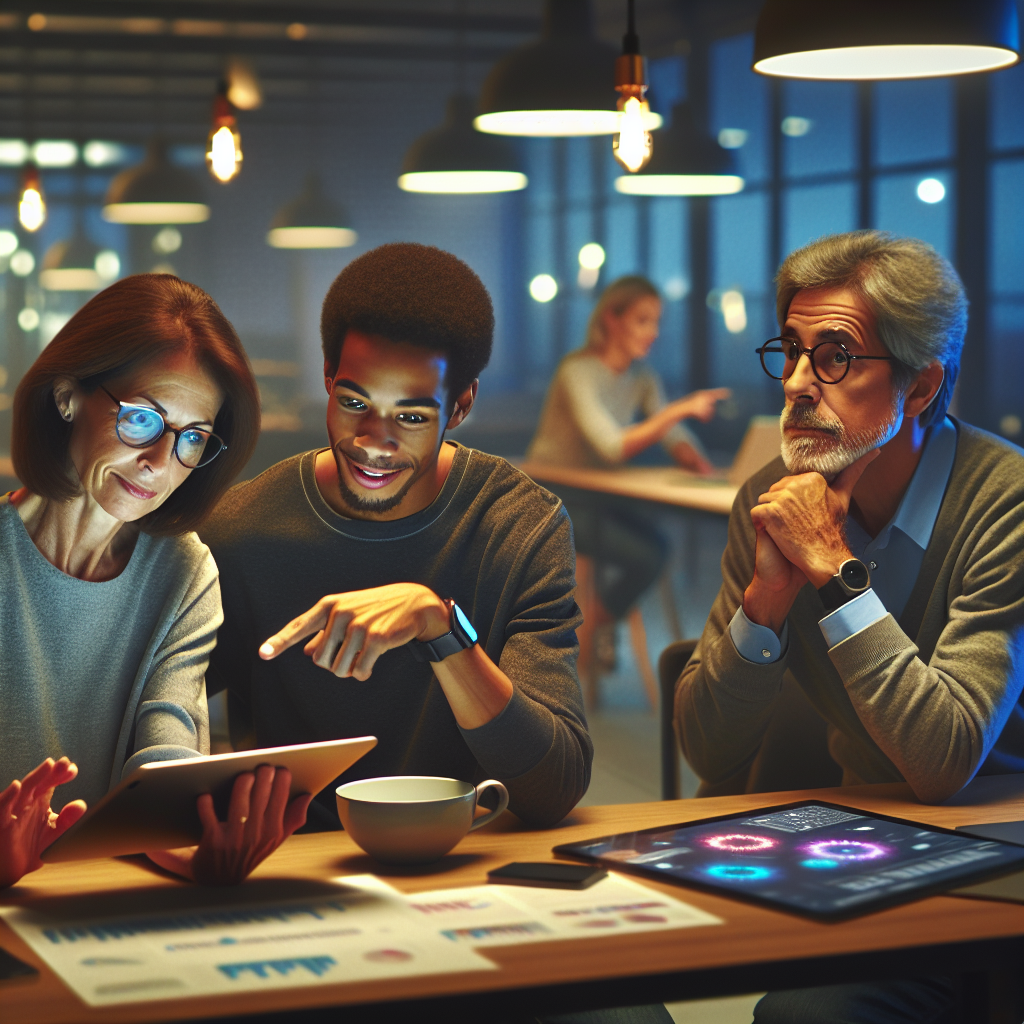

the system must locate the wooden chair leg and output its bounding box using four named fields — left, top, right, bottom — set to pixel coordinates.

left=574, top=555, right=599, bottom=709
left=626, top=606, right=659, bottom=711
